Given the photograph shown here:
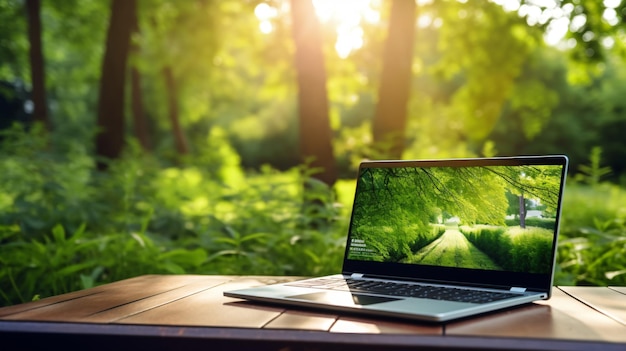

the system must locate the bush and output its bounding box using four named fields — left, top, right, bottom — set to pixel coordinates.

left=505, top=217, right=556, bottom=229
left=0, top=126, right=347, bottom=306
left=461, top=226, right=509, bottom=267
left=556, top=181, right=626, bottom=286
left=507, top=227, right=553, bottom=274
left=410, top=224, right=446, bottom=253
left=461, top=225, right=552, bottom=274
